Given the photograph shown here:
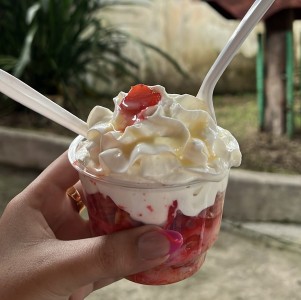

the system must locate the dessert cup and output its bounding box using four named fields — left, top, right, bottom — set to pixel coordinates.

left=69, top=135, right=229, bottom=285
